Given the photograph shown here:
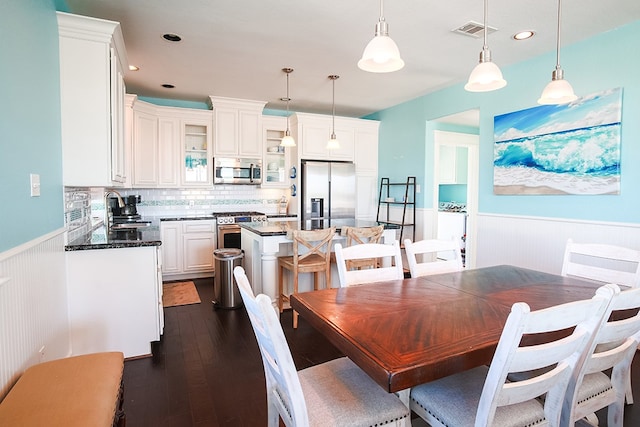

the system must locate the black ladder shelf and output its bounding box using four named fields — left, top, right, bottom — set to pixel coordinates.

left=376, top=177, right=416, bottom=244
